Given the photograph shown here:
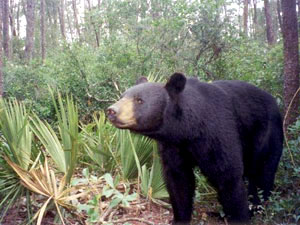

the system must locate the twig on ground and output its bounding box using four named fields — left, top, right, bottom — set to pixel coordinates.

left=108, top=208, right=117, bottom=222
left=108, top=217, right=155, bottom=225
left=97, top=207, right=113, bottom=225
